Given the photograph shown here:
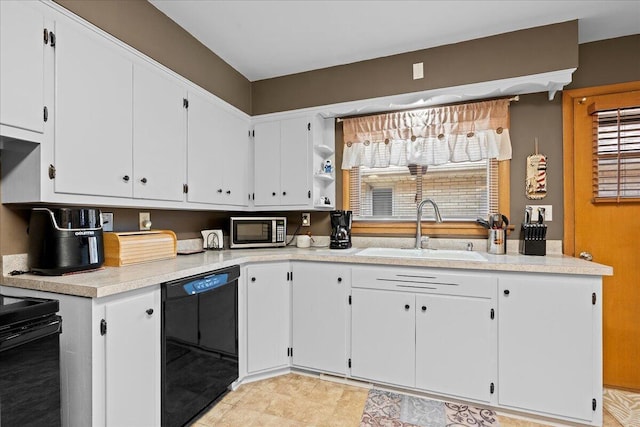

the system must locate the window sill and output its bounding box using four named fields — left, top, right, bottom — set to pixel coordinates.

left=352, top=221, right=513, bottom=237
